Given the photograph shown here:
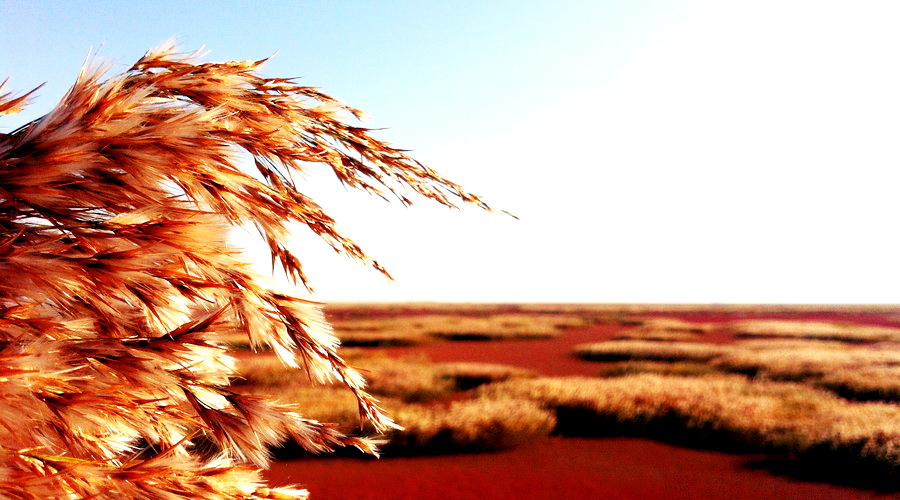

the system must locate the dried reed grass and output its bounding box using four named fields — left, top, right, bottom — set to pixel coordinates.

left=597, top=361, right=717, bottom=378
left=610, top=317, right=717, bottom=341
left=633, top=317, right=716, bottom=334
left=728, top=320, right=900, bottom=343
left=423, top=314, right=571, bottom=340
left=714, top=341, right=900, bottom=402
left=818, top=365, right=900, bottom=402
left=386, top=399, right=555, bottom=454
left=714, top=342, right=900, bottom=380
left=351, top=314, right=573, bottom=342
left=325, top=313, right=574, bottom=346
left=613, top=330, right=700, bottom=341
left=227, top=312, right=576, bottom=348
left=575, top=334, right=900, bottom=405
left=0, top=44, right=494, bottom=498
left=574, top=340, right=728, bottom=362
left=478, top=374, right=900, bottom=476
left=236, top=354, right=535, bottom=403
